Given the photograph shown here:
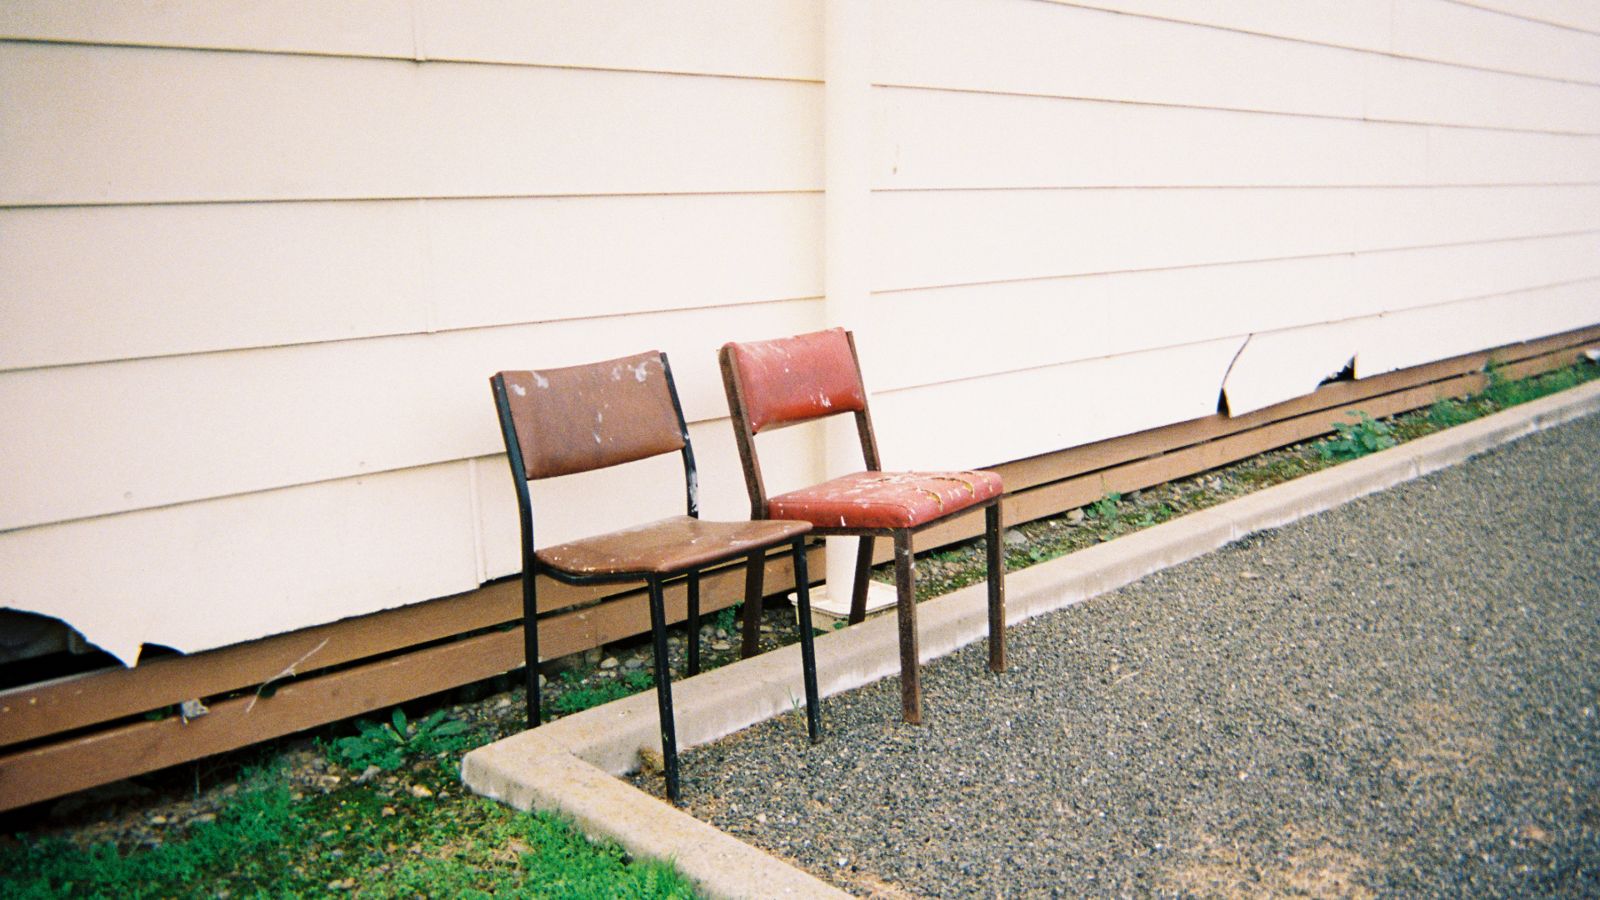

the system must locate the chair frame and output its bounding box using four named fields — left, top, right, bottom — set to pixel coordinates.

left=491, top=352, right=819, bottom=803
left=719, top=331, right=1005, bottom=725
